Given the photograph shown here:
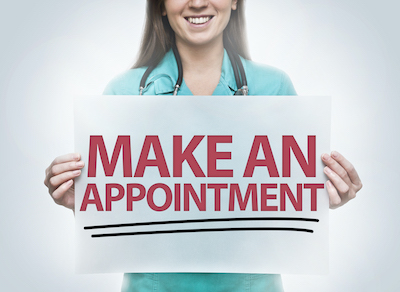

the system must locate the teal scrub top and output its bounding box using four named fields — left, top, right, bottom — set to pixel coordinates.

left=103, top=49, right=296, bottom=292
left=103, top=50, right=296, bottom=97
